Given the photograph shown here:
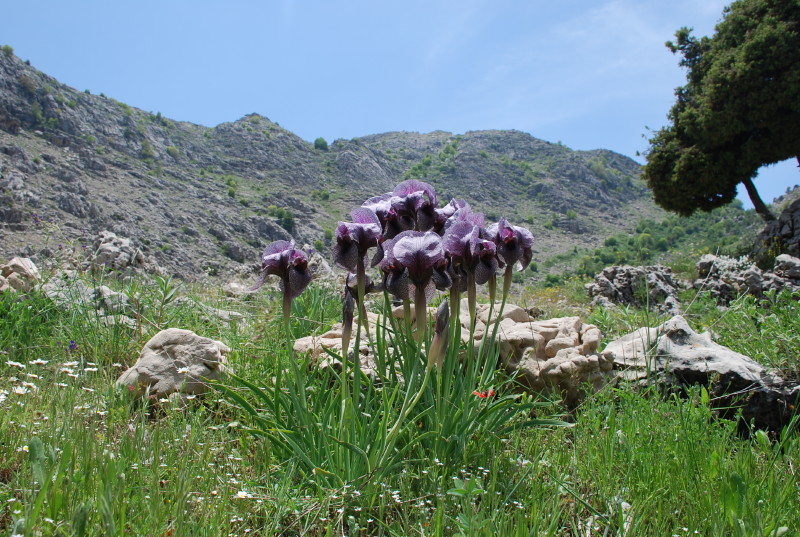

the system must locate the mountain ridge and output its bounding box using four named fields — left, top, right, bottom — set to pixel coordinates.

left=0, top=49, right=663, bottom=281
